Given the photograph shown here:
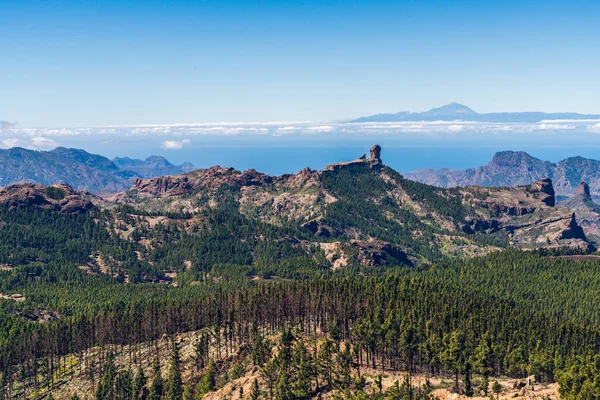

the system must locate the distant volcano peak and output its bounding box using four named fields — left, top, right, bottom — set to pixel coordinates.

left=424, top=102, right=477, bottom=115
